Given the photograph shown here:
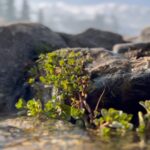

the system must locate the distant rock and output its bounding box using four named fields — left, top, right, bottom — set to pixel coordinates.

left=0, top=23, right=67, bottom=112
left=113, top=42, right=150, bottom=59
left=130, top=27, right=150, bottom=43
left=139, top=27, right=150, bottom=42
left=59, top=28, right=125, bottom=50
